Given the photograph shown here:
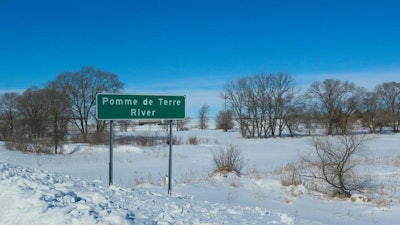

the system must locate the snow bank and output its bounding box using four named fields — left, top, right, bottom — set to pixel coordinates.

left=0, top=162, right=292, bottom=225
left=2, top=131, right=400, bottom=225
